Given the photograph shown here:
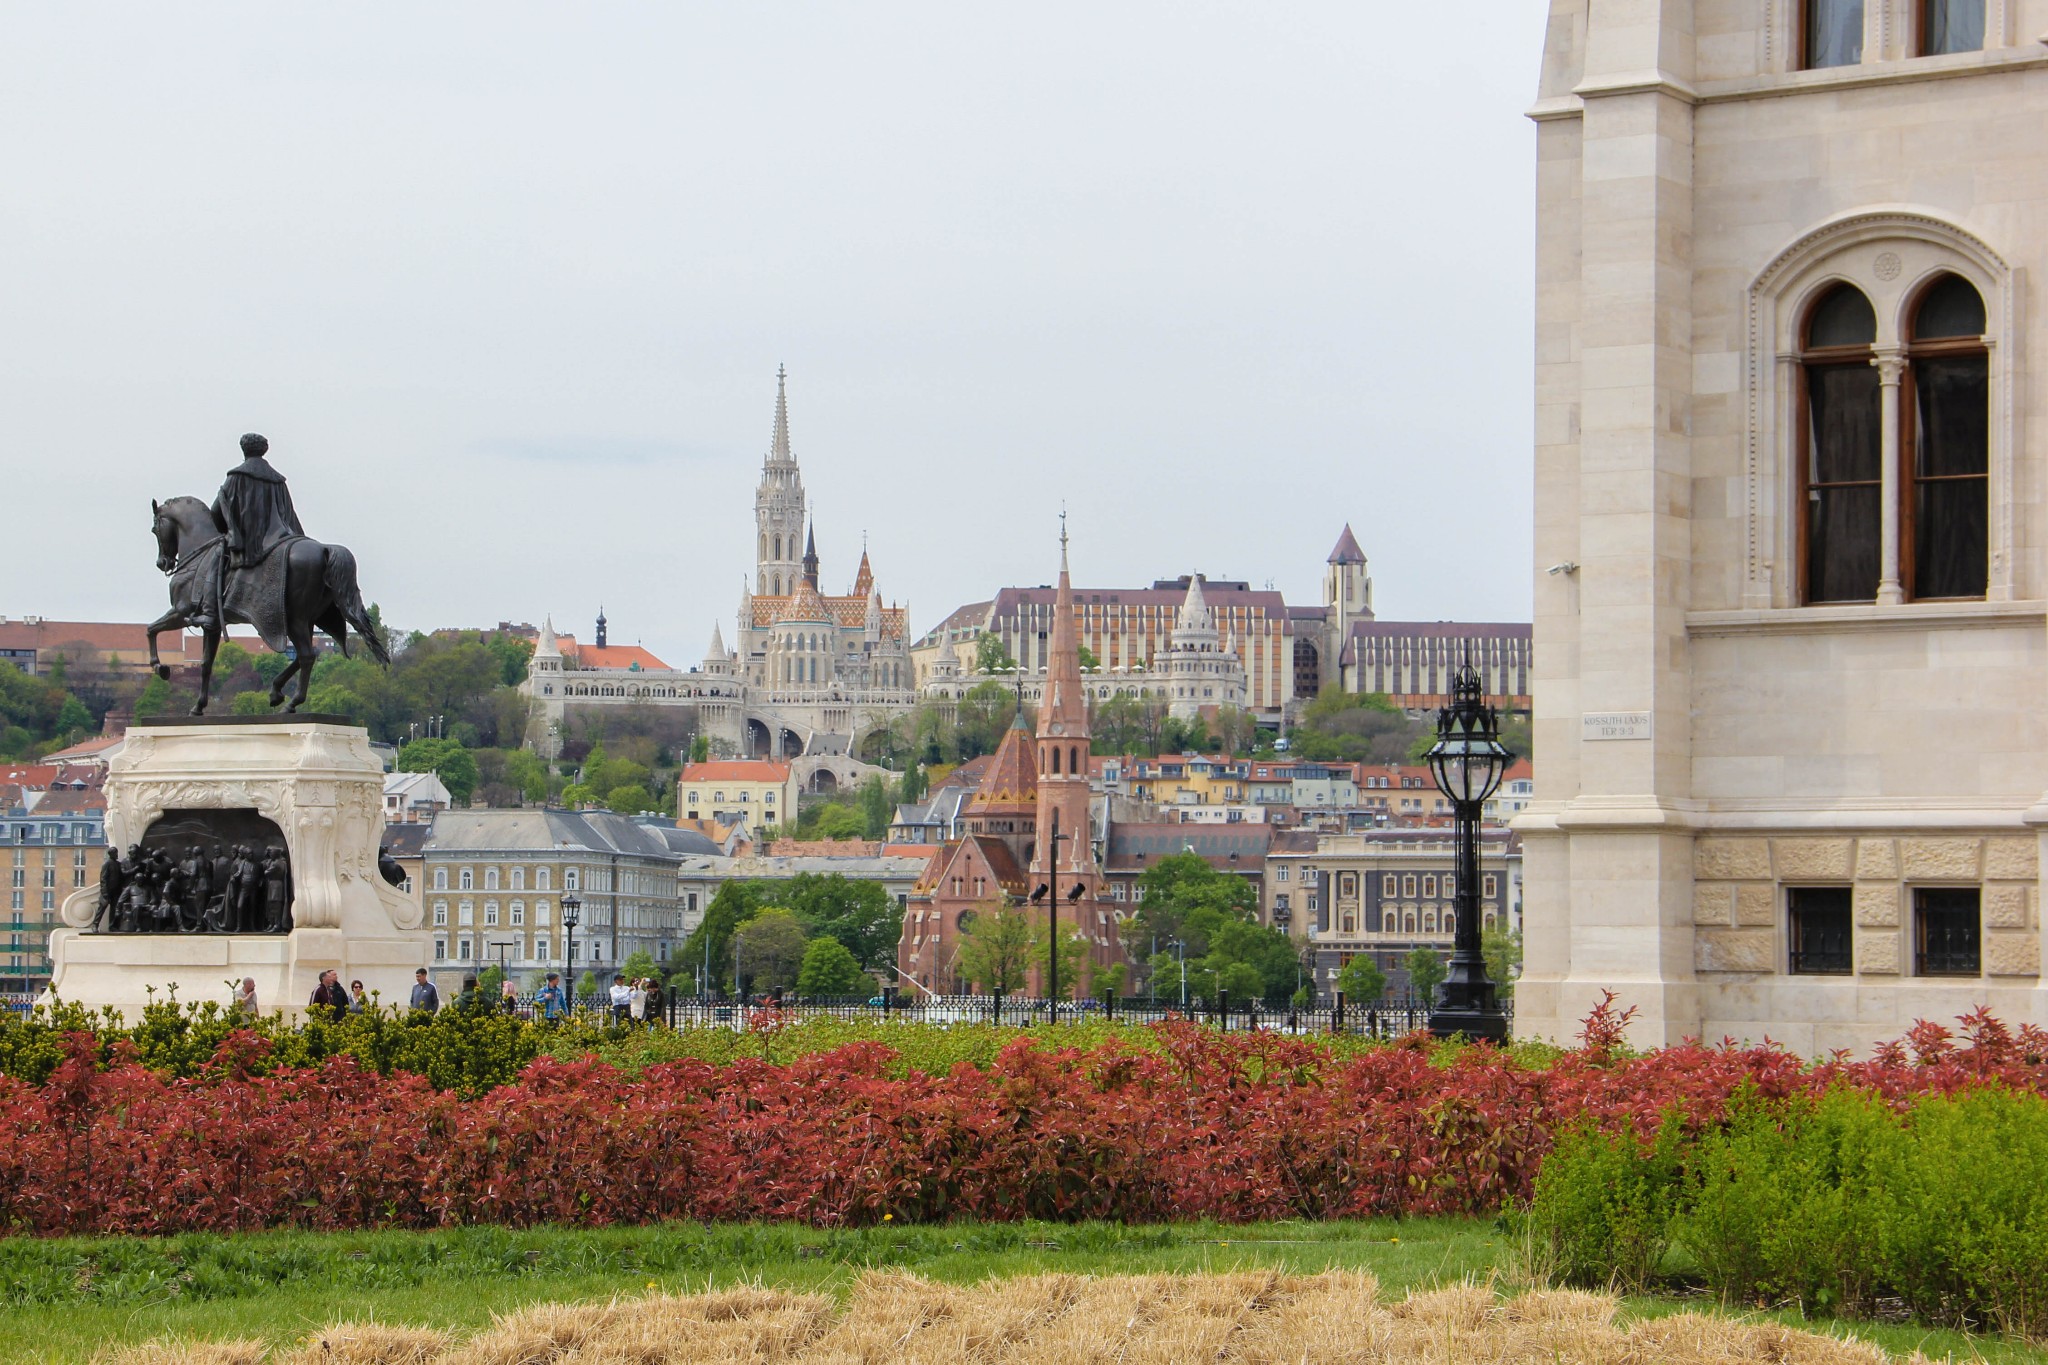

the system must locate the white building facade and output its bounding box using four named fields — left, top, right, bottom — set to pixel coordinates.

left=1517, top=0, right=2048, bottom=1054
